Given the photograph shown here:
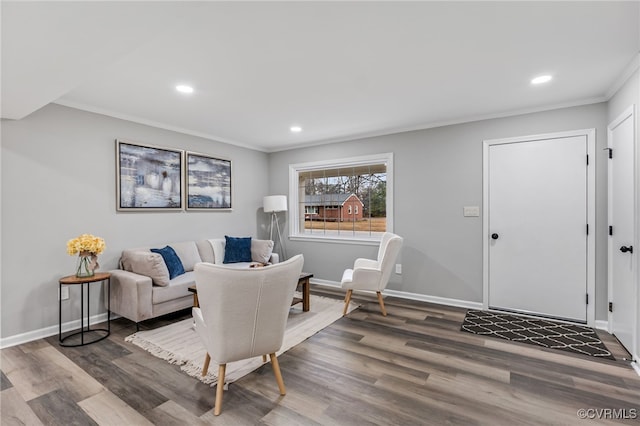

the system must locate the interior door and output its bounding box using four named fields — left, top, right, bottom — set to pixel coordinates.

left=488, top=135, right=588, bottom=322
left=608, top=106, right=636, bottom=354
